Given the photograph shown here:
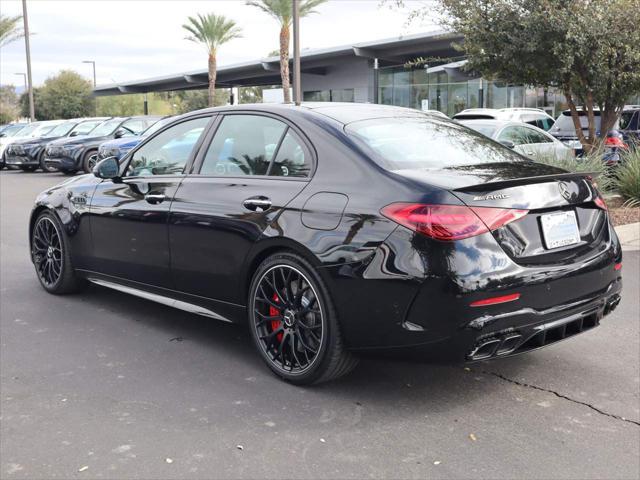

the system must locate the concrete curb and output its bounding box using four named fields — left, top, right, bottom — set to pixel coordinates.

left=615, top=222, right=640, bottom=251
